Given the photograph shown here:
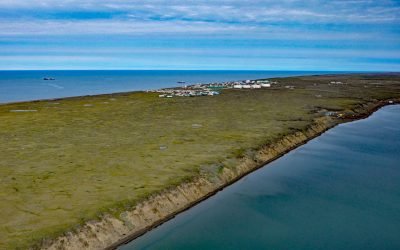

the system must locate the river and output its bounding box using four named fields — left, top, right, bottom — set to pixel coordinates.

left=120, top=105, right=400, bottom=250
